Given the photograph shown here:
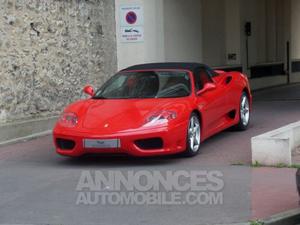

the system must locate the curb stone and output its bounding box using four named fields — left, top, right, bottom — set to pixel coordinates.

left=263, top=208, right=300, bottom=225
left=214, top=208, right=300, bottom=225
left=0, top=130, right=52, bottom=147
